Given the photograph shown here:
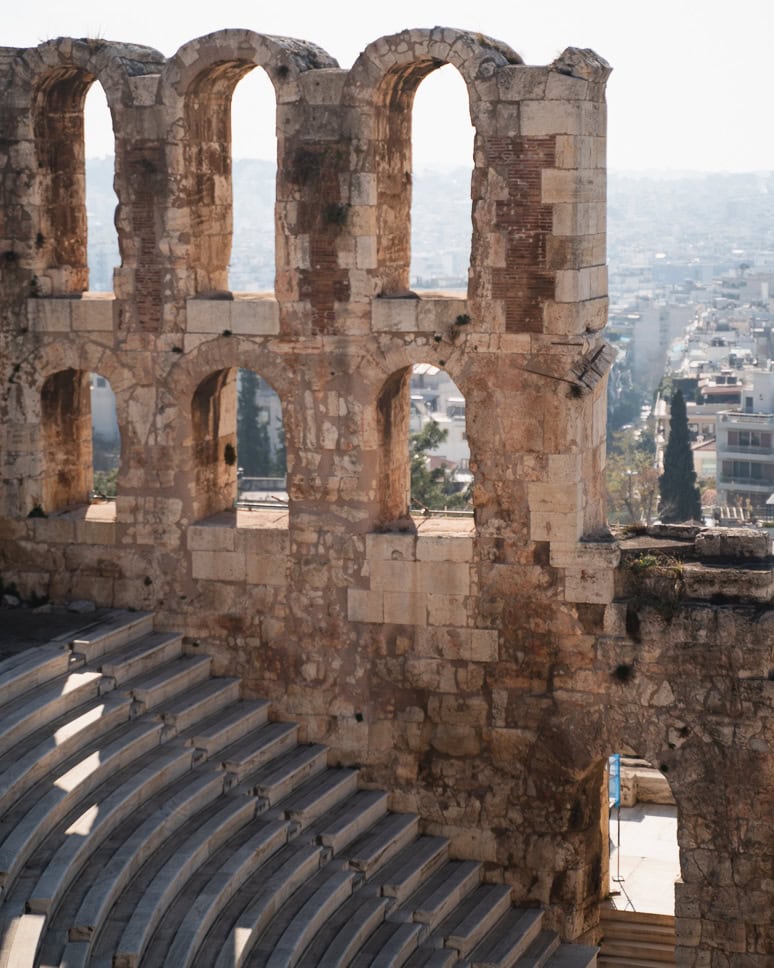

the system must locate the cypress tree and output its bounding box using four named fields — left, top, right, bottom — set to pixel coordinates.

left=659, top=389, right=702, bottom=522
